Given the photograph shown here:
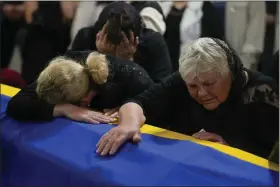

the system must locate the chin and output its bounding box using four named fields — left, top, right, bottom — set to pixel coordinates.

left=203, top=103, right=219, bottom=110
